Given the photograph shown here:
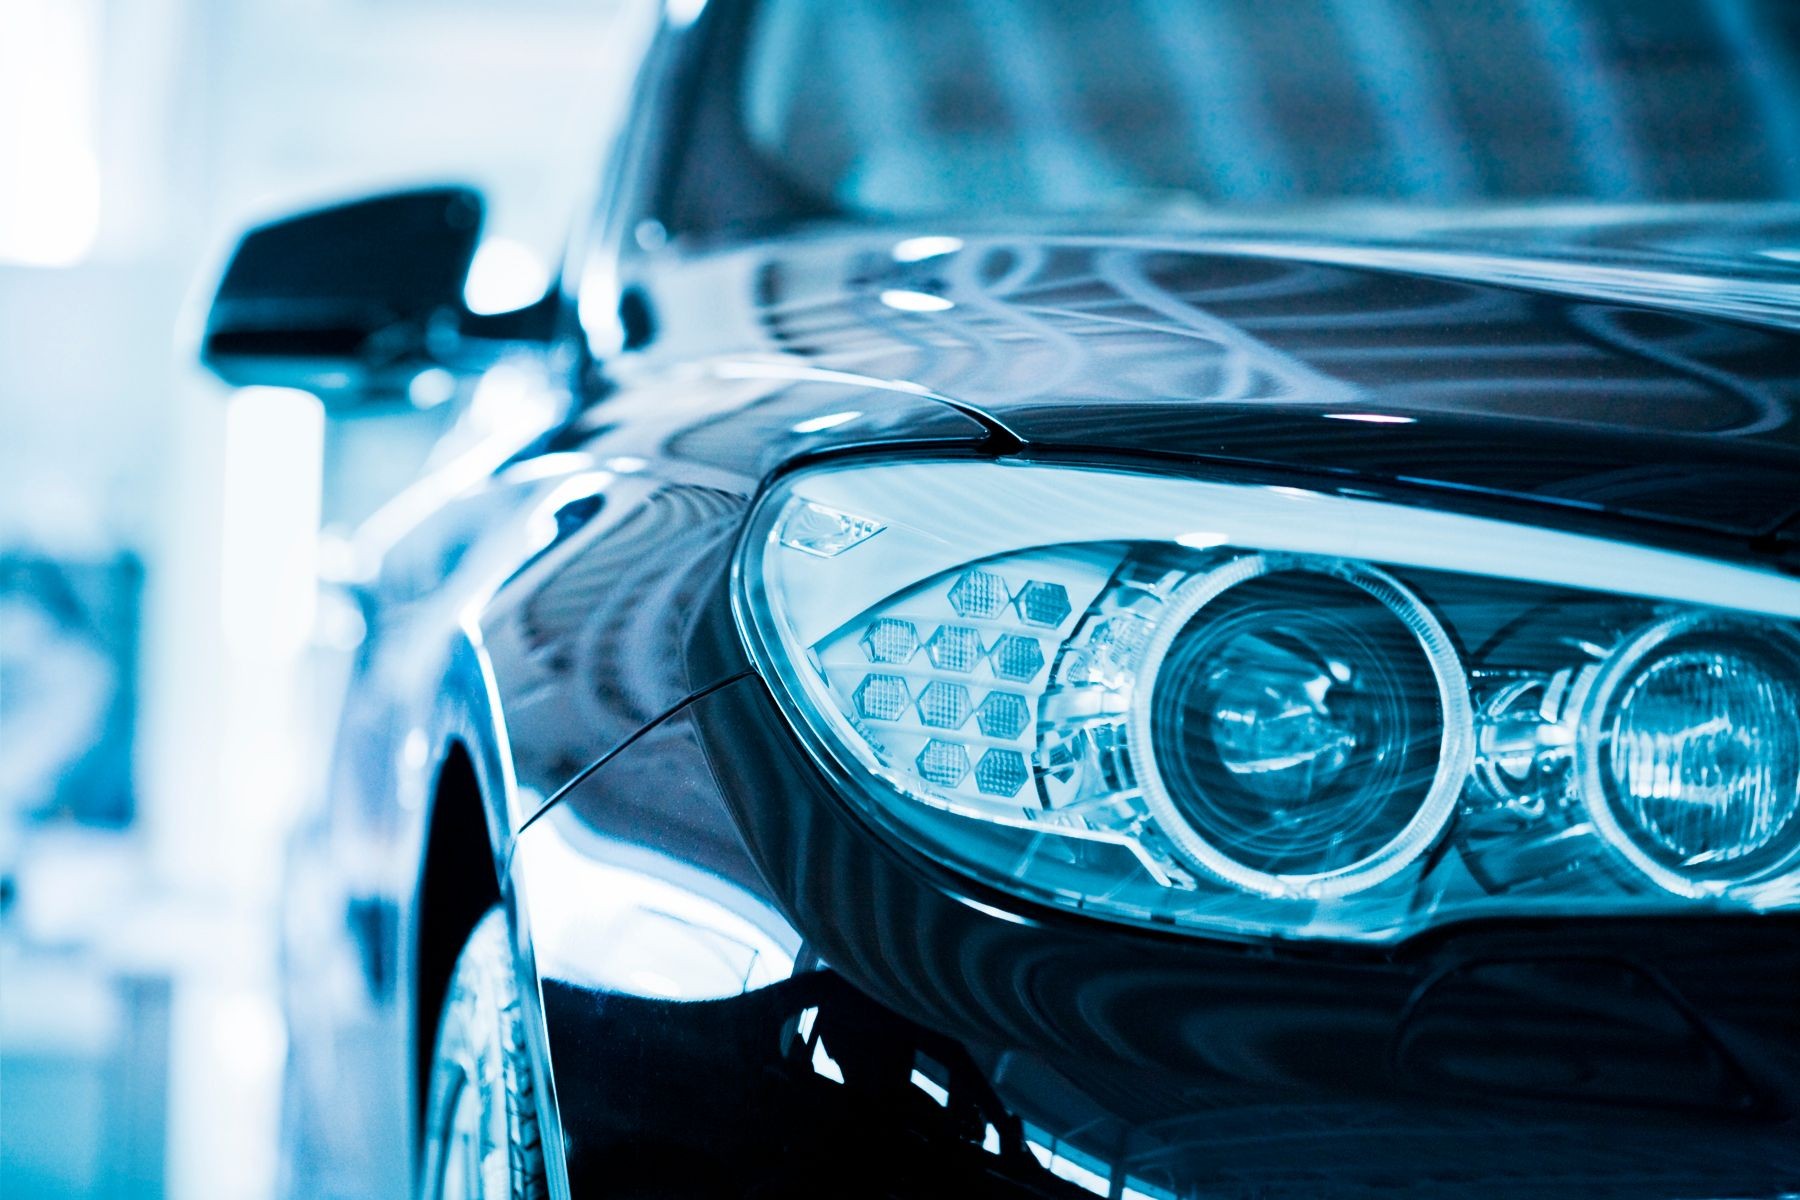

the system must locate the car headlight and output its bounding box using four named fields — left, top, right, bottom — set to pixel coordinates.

left=733, top=459, right=1800, bottom=943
